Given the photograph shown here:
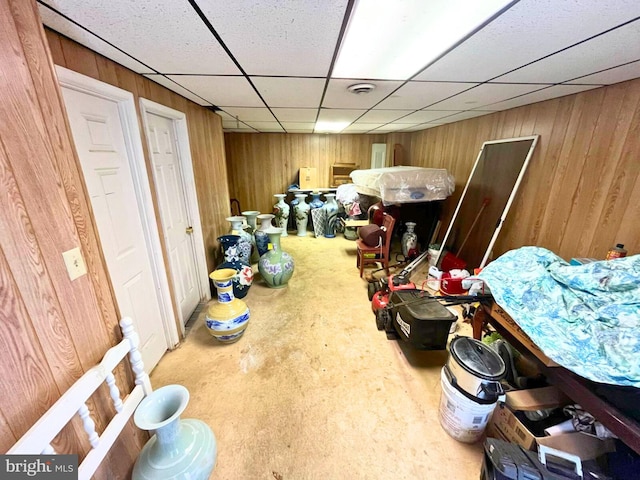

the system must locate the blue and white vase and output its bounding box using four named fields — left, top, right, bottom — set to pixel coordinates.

left=226, top=216, right=252, bottom=264
left=205, top=268, right=250, bottom=343
left=309, top=191, right=324, bottom=233
left=401, top=221, right=419, bottom=259
left=293, top=193, right=310, bottom=236
left=254, top=213, right=274, bottom=258
left=258, top=228, right=294, bottom=288
left=215, top=235, right=253, bottom=299
left=322, top=193, right=339, bottom=238
left=133, top=385, right=217, bottom=479
left=273, top=194, right=290, bottom=237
